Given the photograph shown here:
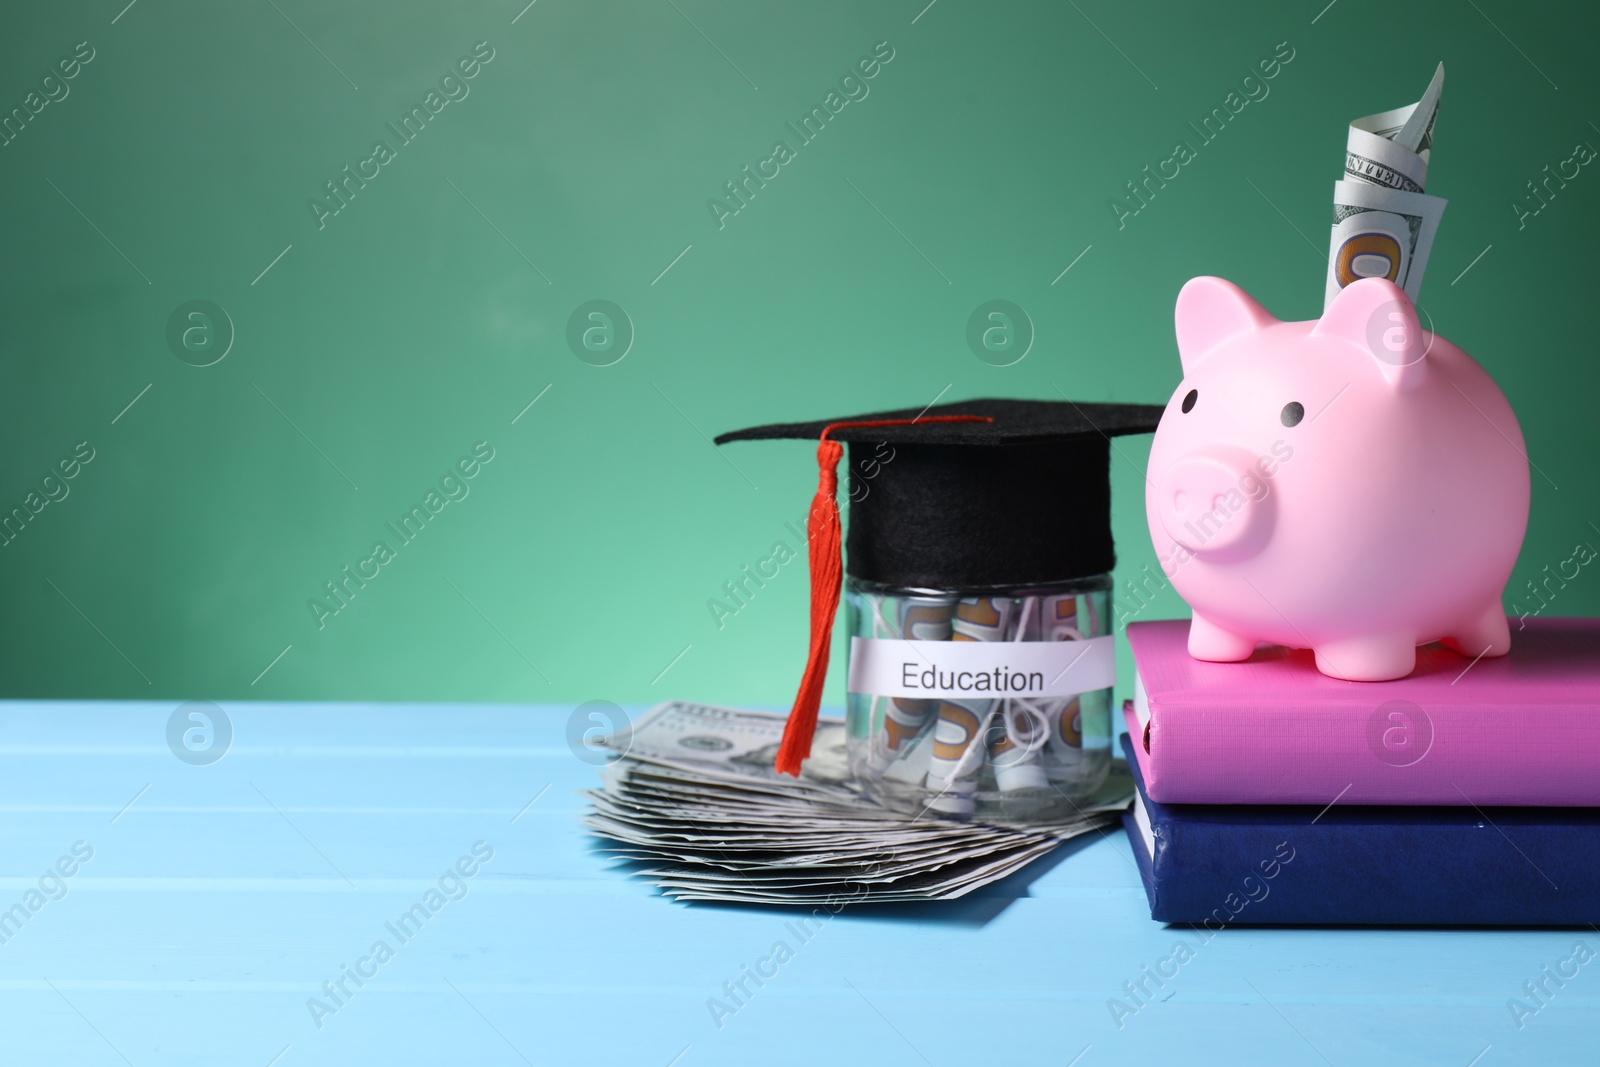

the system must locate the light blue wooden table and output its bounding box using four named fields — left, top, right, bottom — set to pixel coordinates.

left=0, top=701, right=1589, bottom=1066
